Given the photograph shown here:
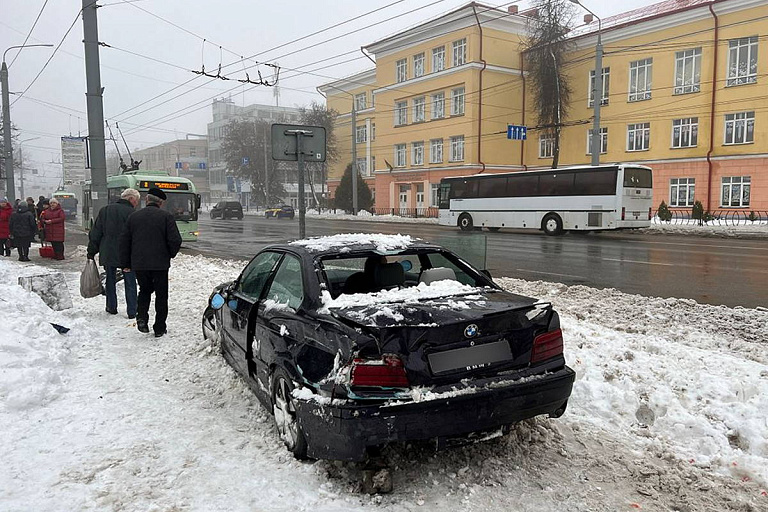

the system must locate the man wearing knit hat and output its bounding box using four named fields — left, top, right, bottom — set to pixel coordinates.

left=119, top=187, right=183, bottom=337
